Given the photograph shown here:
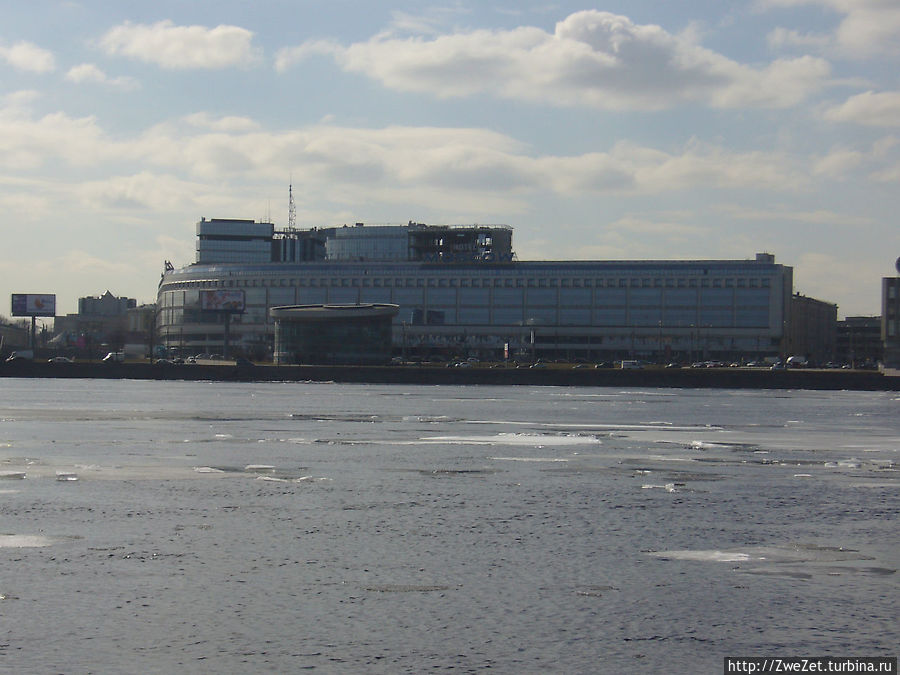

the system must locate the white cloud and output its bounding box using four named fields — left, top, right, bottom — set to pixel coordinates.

left=871, top=166, right=900, bottom=182
left=183, top=112, right=260, bottom=133
left=277, top=10, right=830, bottom=110
left=793, top=251, right=879, bottom=311
left=611, top=214, right=709, bottom=237
left=65, top=63, right=139, bottom=90
left=99, top=20, right=261, bottom=69
left=813, top=136, right=899, bottom=177
left=0, top=175, right=56, bottom=222
left=77, top=172, right=208, bottom=212
left=714, top=203, right=874, bottom=226
left=0, top=41, right=55, bottom=73
left=767, top=26, right=831, bottom=50
left=1, top=89, right=41, bottom=109
left=0, top=107, right=112, bottom=170
left=0, top=96, right=811, bottom=205
left=274, top=40, right=341, bottom=73
left=0, top=249, right=160, bottom=313
left=387, top=8, right=466, bottom=37
left=612, top=140, right=808, bottom=192
left=832, top=2, right=900, bottom=58
left=160, top=124, right=807, bottom=198
left=812, top=148, right=866, bottom=176
left=762, top=0, right=900, bottom=58
left=824, top=90, right=900, bottom=127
